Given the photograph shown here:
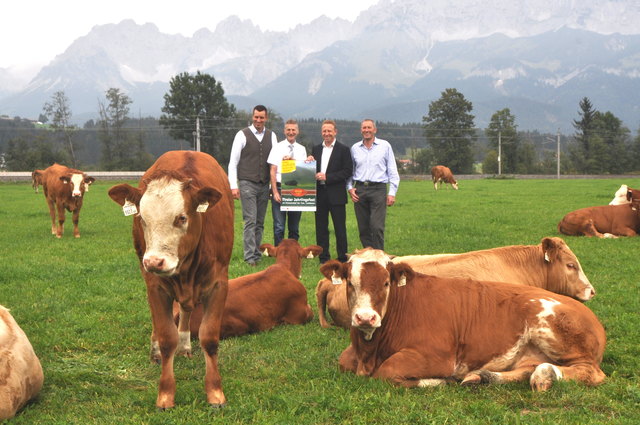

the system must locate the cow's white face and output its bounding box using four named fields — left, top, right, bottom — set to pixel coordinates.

left=69, top=173, right=86, bottom=197
left=544, top=238, right=595, bottom=301
left=347, top=249, right=393, bottom=340
left=139, top=178, right=190, bottom=276
left=609, top=184, right=629, bottom=205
